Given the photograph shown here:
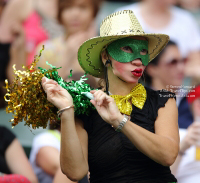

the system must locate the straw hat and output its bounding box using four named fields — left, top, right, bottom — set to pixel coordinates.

left=78, top=10, right=169, bottom=78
